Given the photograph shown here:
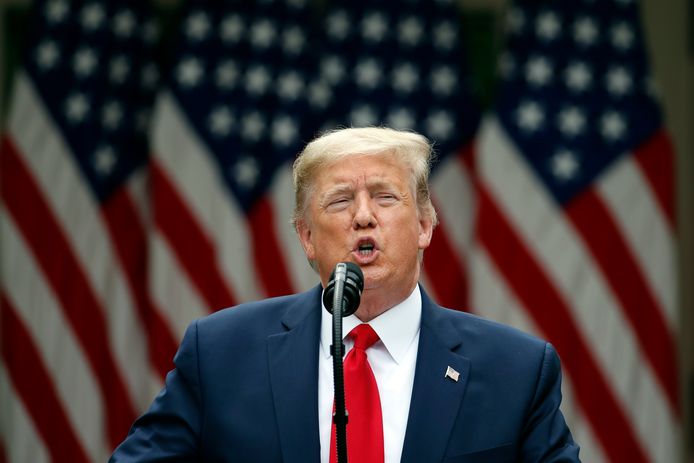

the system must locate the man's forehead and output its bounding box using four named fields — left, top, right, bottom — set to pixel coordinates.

left=316, top=165, right=406, bottom=187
